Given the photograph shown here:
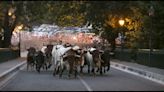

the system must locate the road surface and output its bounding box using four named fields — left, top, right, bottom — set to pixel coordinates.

left=1, top=66, right=164, bottom=91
